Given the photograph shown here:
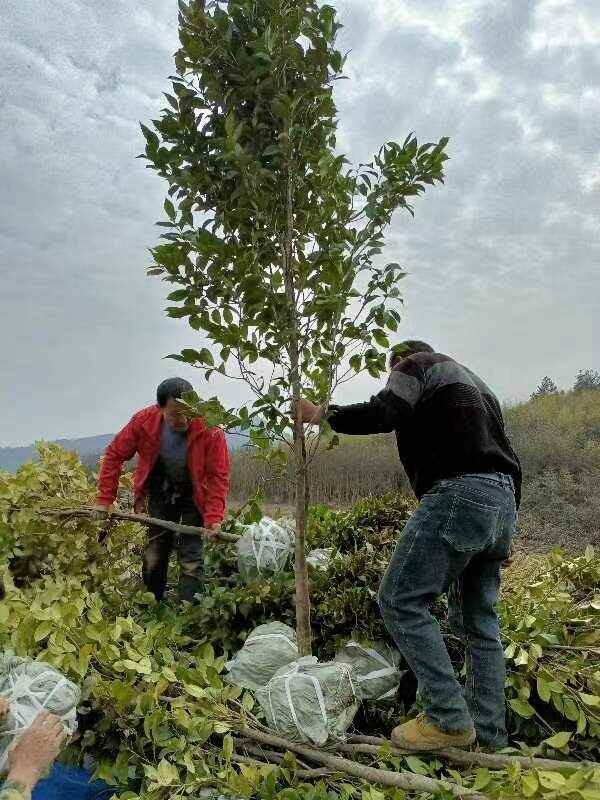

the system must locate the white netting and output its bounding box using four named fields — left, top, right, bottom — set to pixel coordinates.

left=0, top=654, right=80, bottom=771
left=236, top=517, right=294, bottom=578
left=306, top=548, right=334, bottom=570
left=334, top=640, right=404, bottom=702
